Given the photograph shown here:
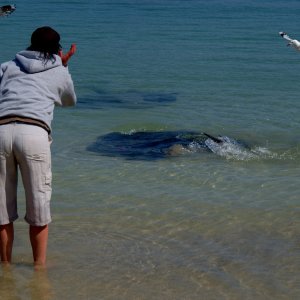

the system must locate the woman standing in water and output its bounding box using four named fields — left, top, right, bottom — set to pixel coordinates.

left=0, top=26, right=76, bottom=267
